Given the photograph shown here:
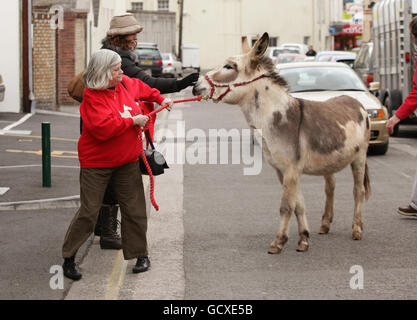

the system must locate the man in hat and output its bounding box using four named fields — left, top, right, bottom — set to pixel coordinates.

left=90, top=13, right=199, bottom=273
